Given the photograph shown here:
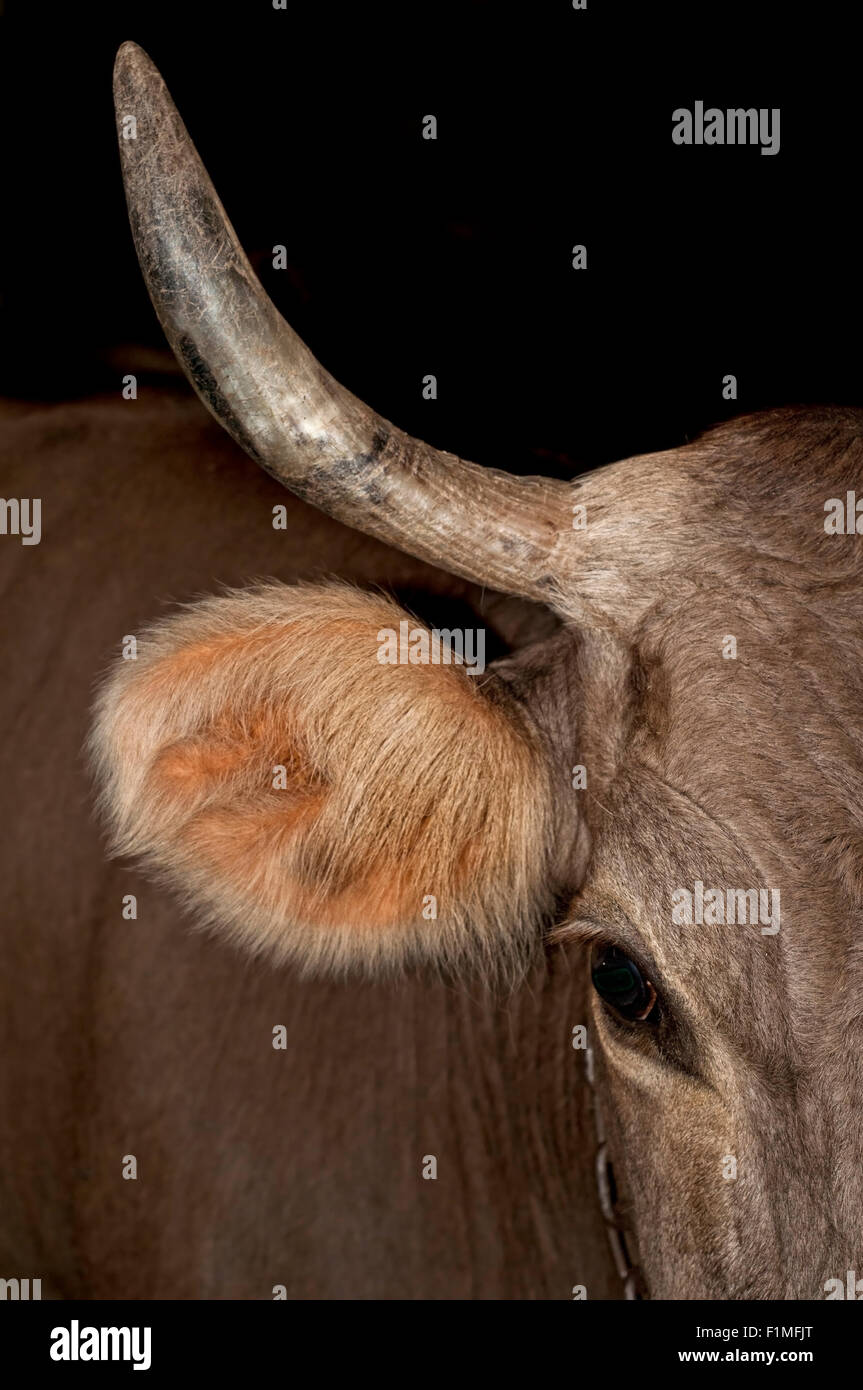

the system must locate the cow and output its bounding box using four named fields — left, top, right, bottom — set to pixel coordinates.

left=2, top=39, right=862, bottom=1300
